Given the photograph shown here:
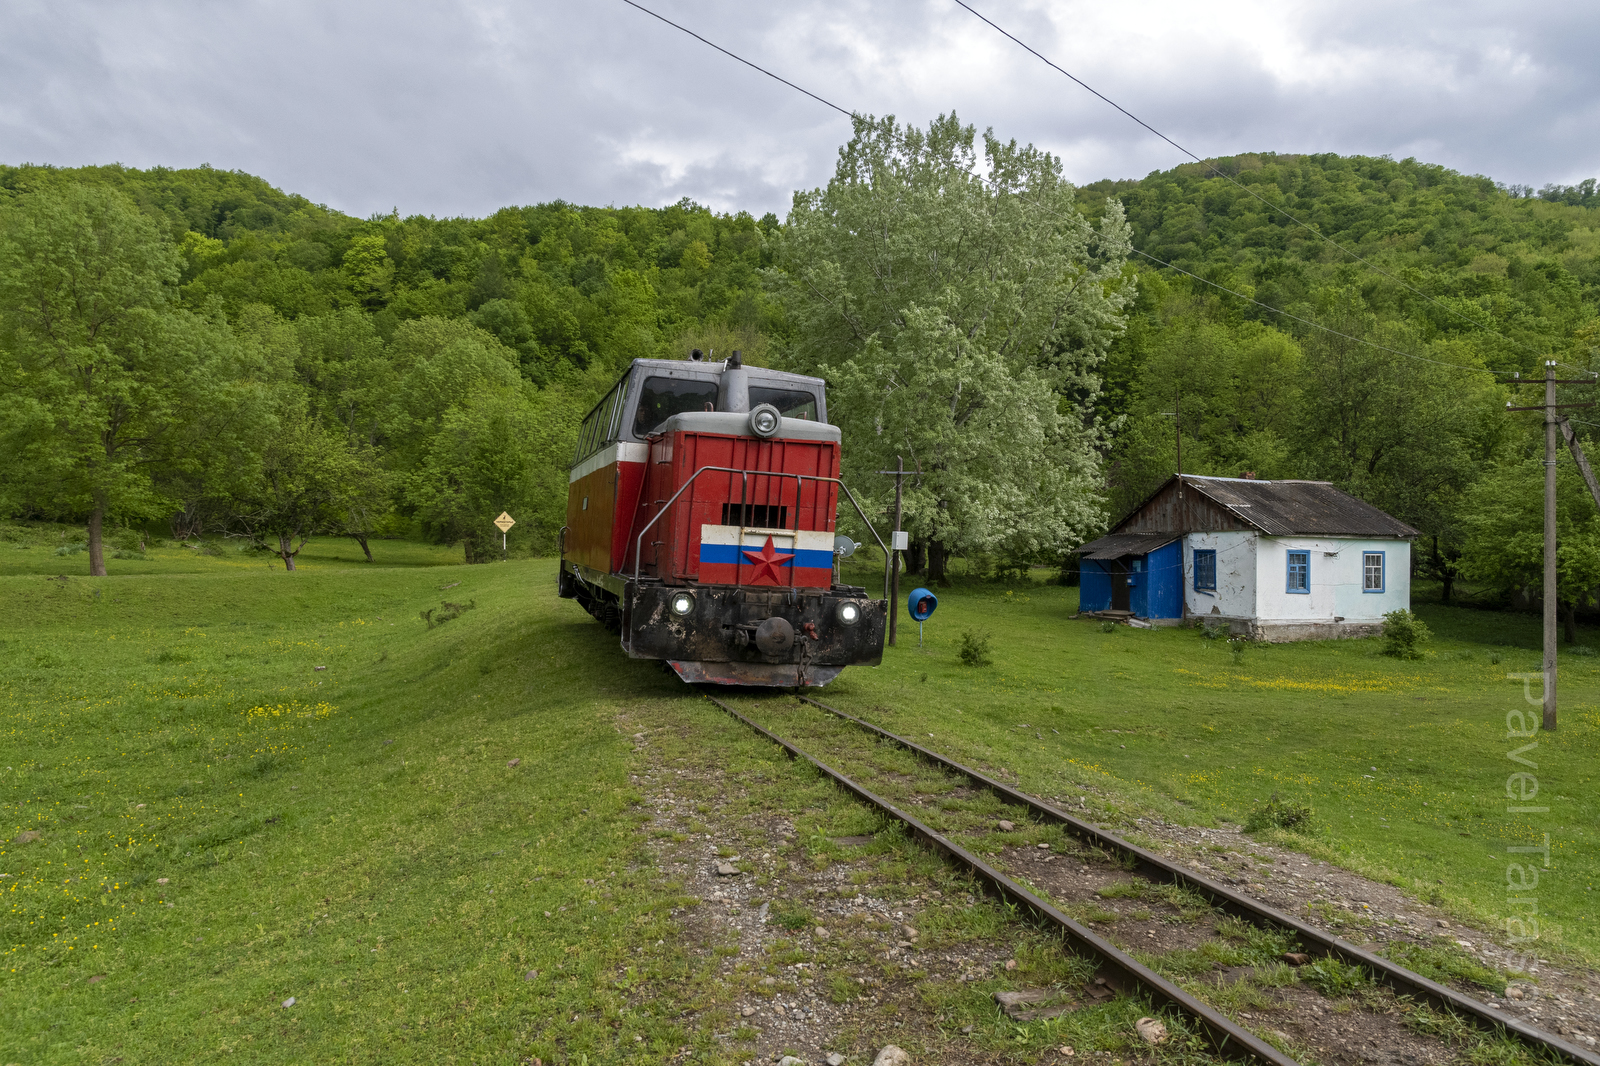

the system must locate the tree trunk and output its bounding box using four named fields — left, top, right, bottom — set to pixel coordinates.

left=906, top=541, right=925, bottom=576
left=927, top=539, right=949, bottom=586
left=463, top=538, right=478, bottom=565
left=351, top=533, right=373, bottom=563
left=278, top=533, right=297, bottom=572
left=1441, top=573, right=1454, bottom=604
left=1563, top=600, right=1577, bottom=645
left=87, top=499, right=107, bottom=577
